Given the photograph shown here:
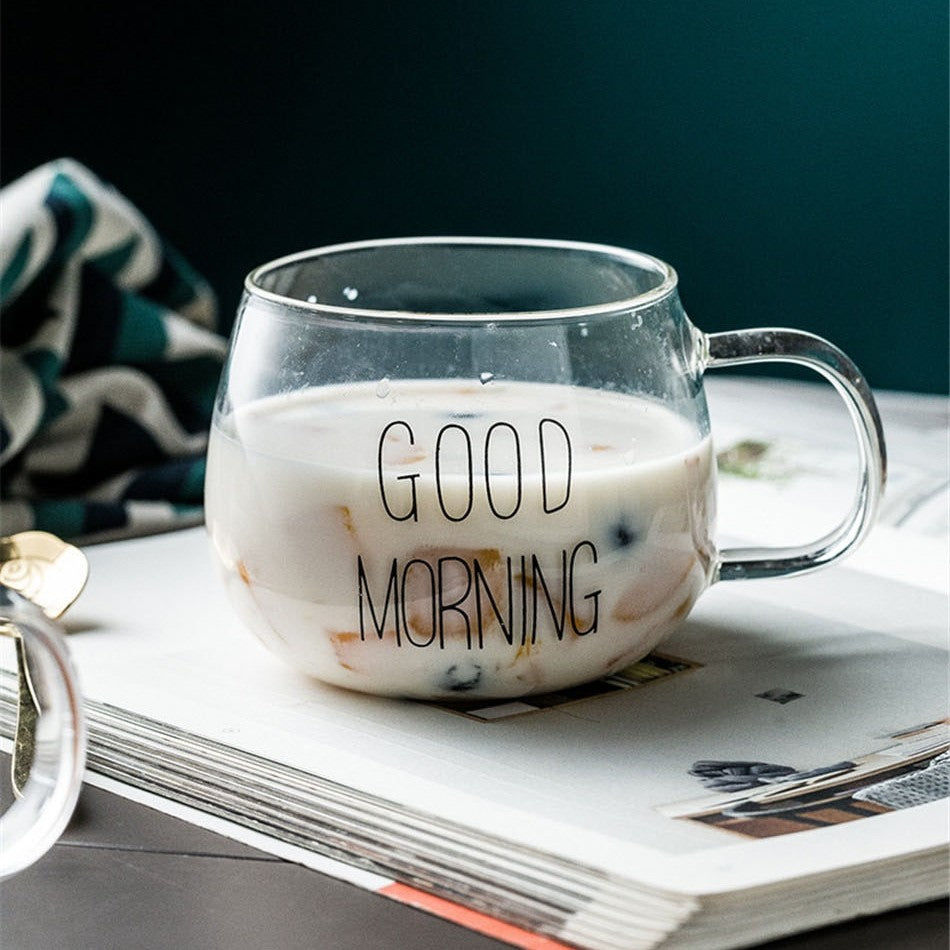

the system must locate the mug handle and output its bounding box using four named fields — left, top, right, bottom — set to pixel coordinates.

left=703, top=327, right=887, bottom=581
left=0, top=589, right=86, bottom=879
